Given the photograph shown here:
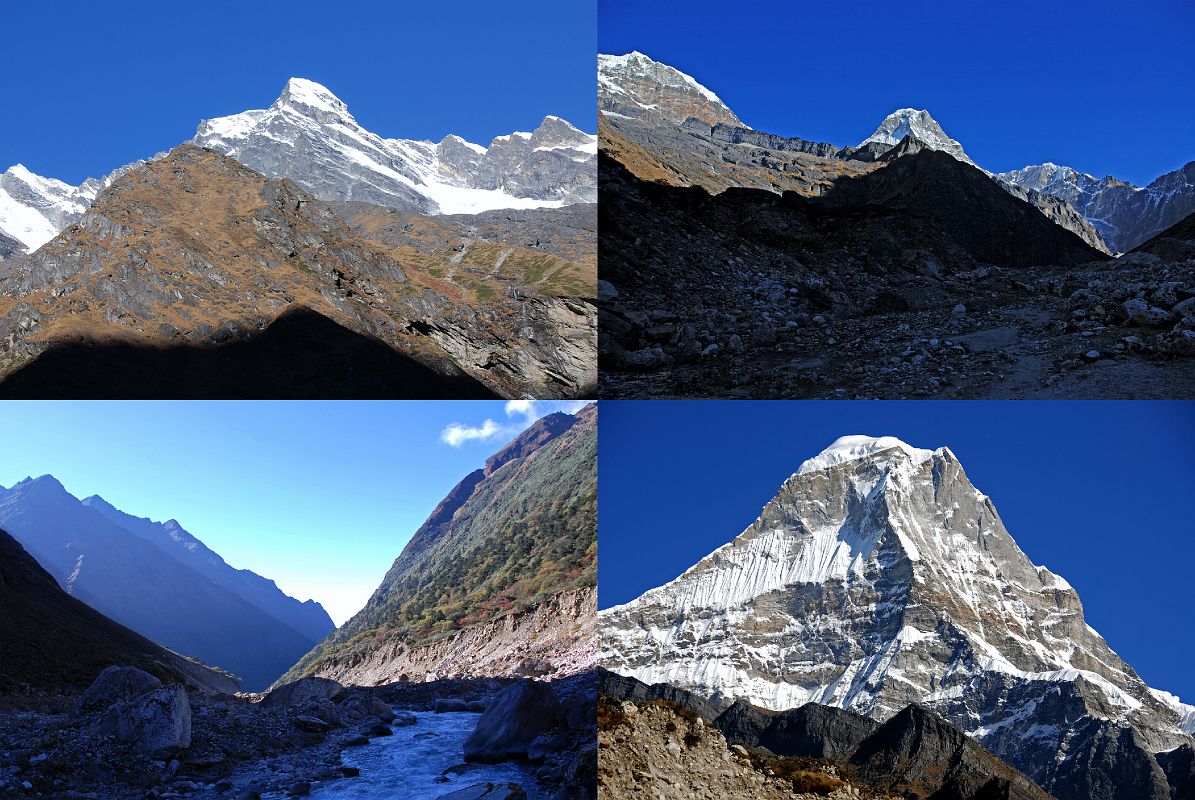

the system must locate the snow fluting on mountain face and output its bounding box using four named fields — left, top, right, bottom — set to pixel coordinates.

left=193, top=77, right=596, bottom=215
left=600, top=435, right=1195, bottom=797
